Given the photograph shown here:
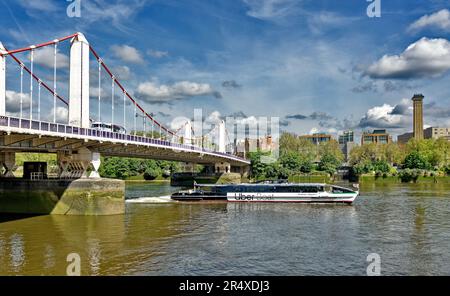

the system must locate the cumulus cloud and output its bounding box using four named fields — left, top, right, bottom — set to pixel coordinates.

left=111, top=65, right=131, bottom=80
left=359, top=104, right=409, bottom=129
left=389, top=99, right=411, bottom=115
left=32, top=47, right=69, bottom=69
left=46, top=107, right=68, bottom=123
left=147, top=49, right=169, bottom=58
left=365, top=37, right=450, bottom=79
left=408, top=9, right=450, bottom=32
left=111, top=45, right=144, bottom=64
left=136, top=80, right=222, bottom=103
left=170, top=116, right=191, bottom=130
left=5, top=90, right=30, bottom=113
